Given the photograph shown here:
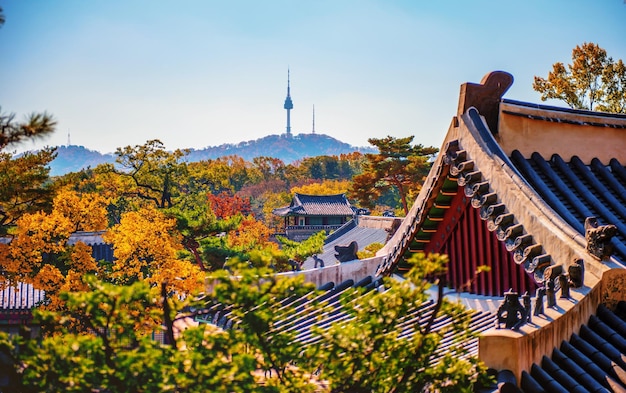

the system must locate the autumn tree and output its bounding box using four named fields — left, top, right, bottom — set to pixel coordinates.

left=182, top=191, right=274, bottom=271
left=53, top=189, right=108, bottom=232
left=0, top=253, right=491, bottom=392
left=298, top=156, right=340, bottom=180
left=208, top=191, right=252, bottom=219
left=290, top=154, right=364, bottom=182
left=188, top=159, right=237, bottom=194
left=0, top=266, right=320, bottom=392
left=113, top=139, right=189, bottom=209
left=188, top=155, right=262, bottom=194
left=338, top=151, right=367, bottom=176
left=110, top=141, right=229, bottom=269
left=291, top=179, right=351, bottom=196
left=226, top=216, right=273, bottom=253
left=533, top=42, right=626, bottom=113
left=350, top=135, right=438, bottom=215
left=103, top=205, right=203, bottom=294
left=252, top=156, right=287, bottom=182
left=215, top=155, right=262, bottom=192
left=257, top=190, right=292, bottom=232
left=0, top=148, right=57, bottom=234
left=0, top=190, right=107, bottom=309
left=167, top=192, right=243, bottom=271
